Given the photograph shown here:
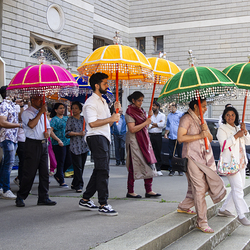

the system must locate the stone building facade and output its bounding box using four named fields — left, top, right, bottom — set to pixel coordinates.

left=1, top=0, right=250, bottom=119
